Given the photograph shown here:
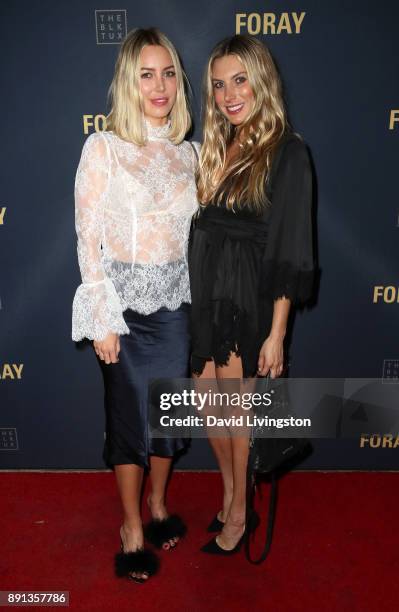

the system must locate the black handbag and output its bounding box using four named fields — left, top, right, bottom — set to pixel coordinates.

left=245, top=374, right=312, bottom=564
